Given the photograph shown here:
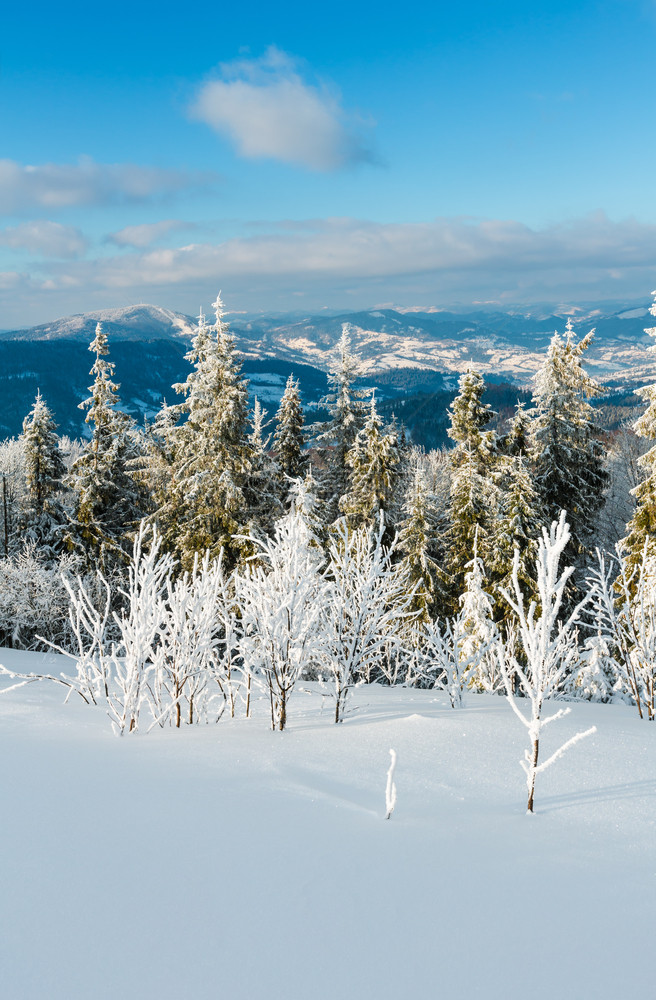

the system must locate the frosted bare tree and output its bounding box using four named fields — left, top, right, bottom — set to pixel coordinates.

left=319, top=516, right=418, bottom=722
left=497, top=513, right=596, bottom=813
left=107, top=525, right=174, bottom=735
left=149, top=550, right=229, bottom=728
left=236, top=507, right=327, bottom=731
left=589, top=542, right=656, bottom=720
left=418, top=612, right=488, bottom=708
